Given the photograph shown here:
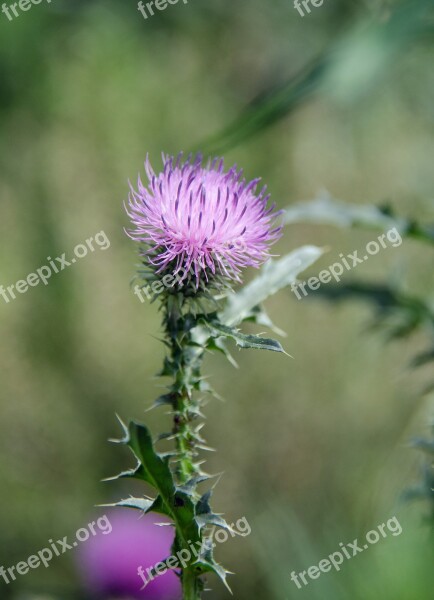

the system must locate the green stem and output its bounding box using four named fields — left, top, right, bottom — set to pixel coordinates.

left=182, top=567, right=201, bottom=600
left=164, top=295, right=204, bottom=599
